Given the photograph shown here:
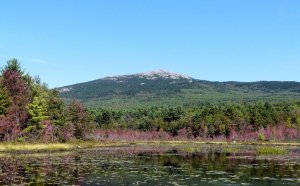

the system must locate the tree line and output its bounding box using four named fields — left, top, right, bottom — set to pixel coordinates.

left=0, top=59, right=93, bottom=142
left=90, top=102, right=300, bottom=140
